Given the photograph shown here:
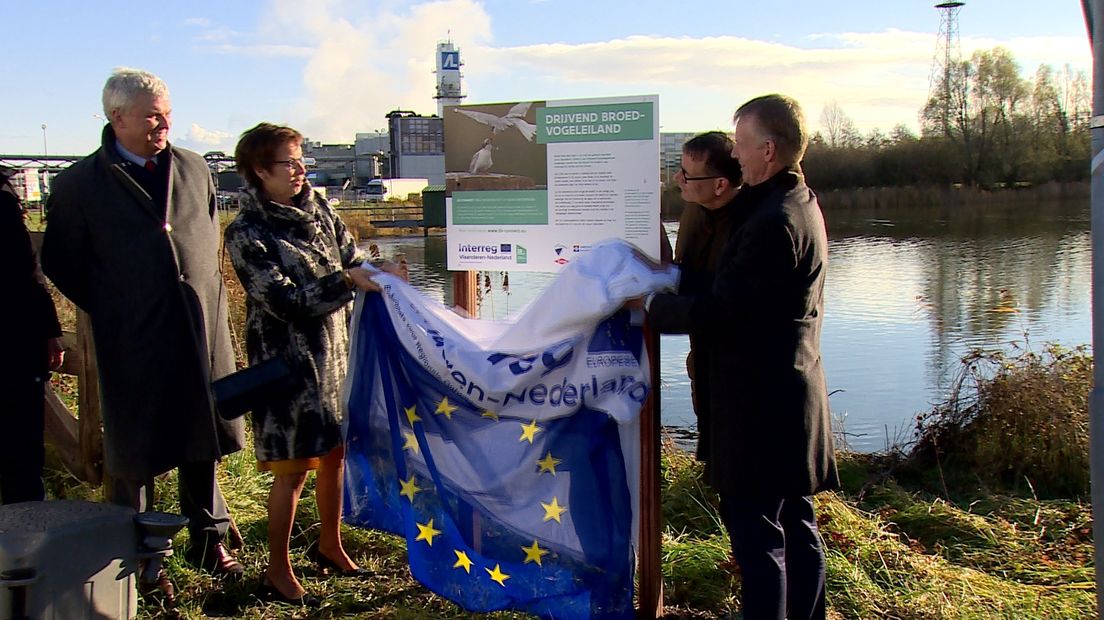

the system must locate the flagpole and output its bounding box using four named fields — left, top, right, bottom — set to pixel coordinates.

left=1082, top=0, right=1104, bottom=615
left=638, top=321, right=663, bottom=618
